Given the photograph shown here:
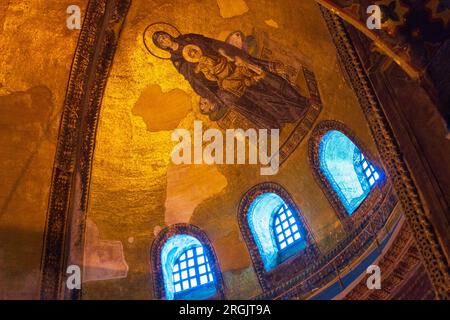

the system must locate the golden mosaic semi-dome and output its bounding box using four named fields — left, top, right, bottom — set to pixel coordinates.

left=0, top=0, right=449, bottom=301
